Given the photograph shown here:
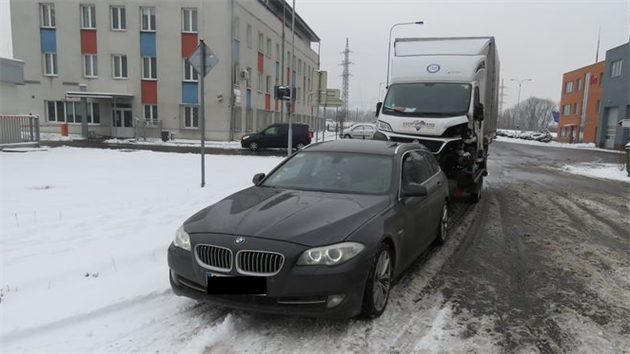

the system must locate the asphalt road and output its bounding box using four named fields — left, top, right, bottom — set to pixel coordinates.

left=202, top=141, right=630, bottom=353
